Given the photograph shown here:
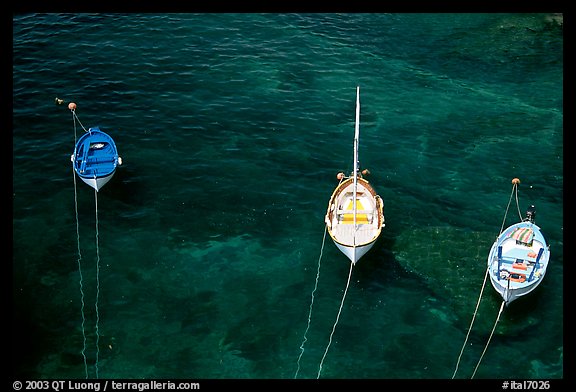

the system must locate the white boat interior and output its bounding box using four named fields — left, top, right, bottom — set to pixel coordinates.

left=491, top=227, right=547, bottom=287
left=327, top=179, right=382, bottom=247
